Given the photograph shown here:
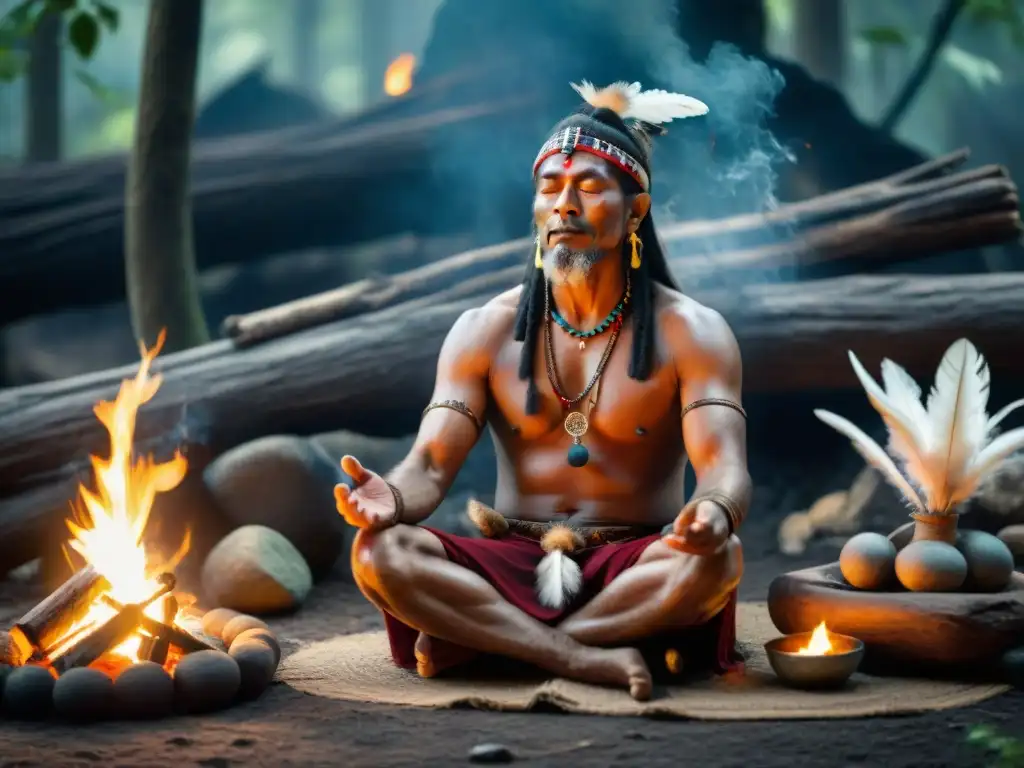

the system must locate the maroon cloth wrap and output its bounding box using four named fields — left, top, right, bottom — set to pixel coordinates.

left=382, top=527, right=742, bottom=676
